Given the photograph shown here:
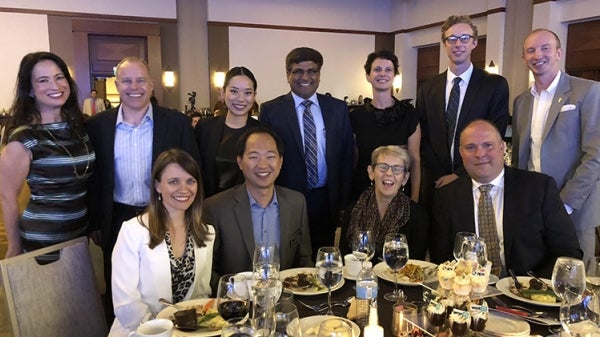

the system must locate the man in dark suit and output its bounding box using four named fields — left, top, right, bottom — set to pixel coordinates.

left=430, top=120, right=581, bottom=278
left=512, top=29, right=600, bottom=263
left=203, top=127, right=313, bottom=277
left=86, top=57, right=200, bottom=321
left=259, top=47, right=354, bottom=256
left=417, top=15, right=509, bottom=206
